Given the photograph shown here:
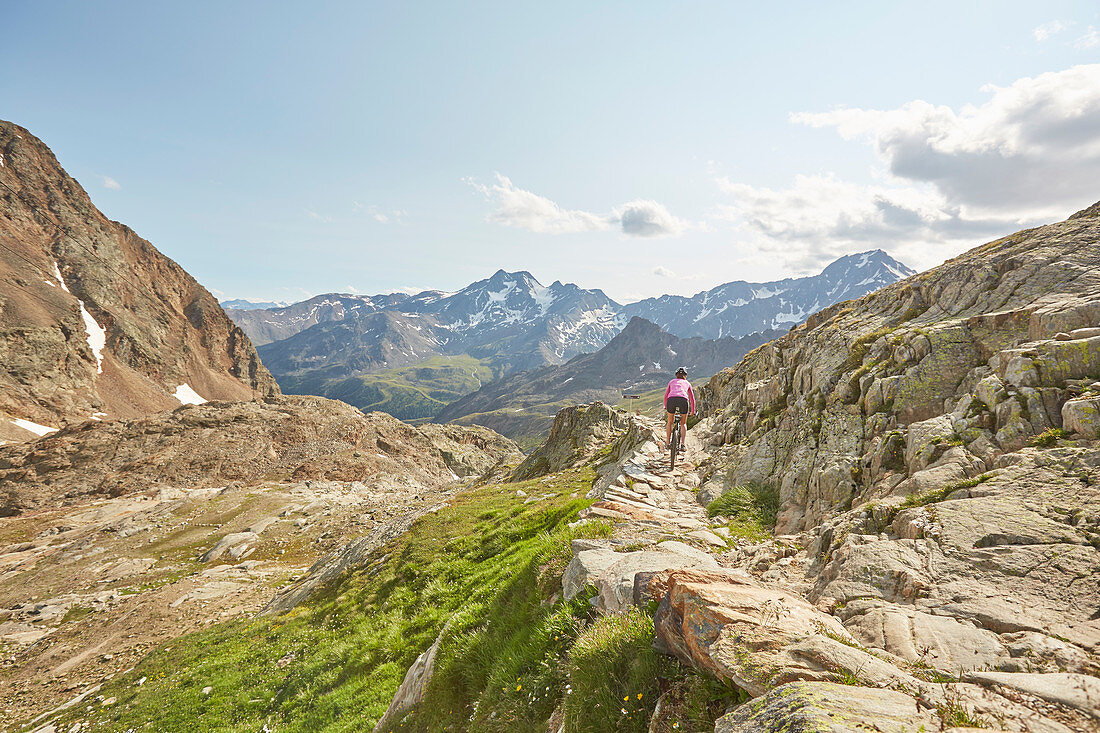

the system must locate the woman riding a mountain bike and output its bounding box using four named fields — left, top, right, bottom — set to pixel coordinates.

left=664, top=366, right=695, bottom=451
